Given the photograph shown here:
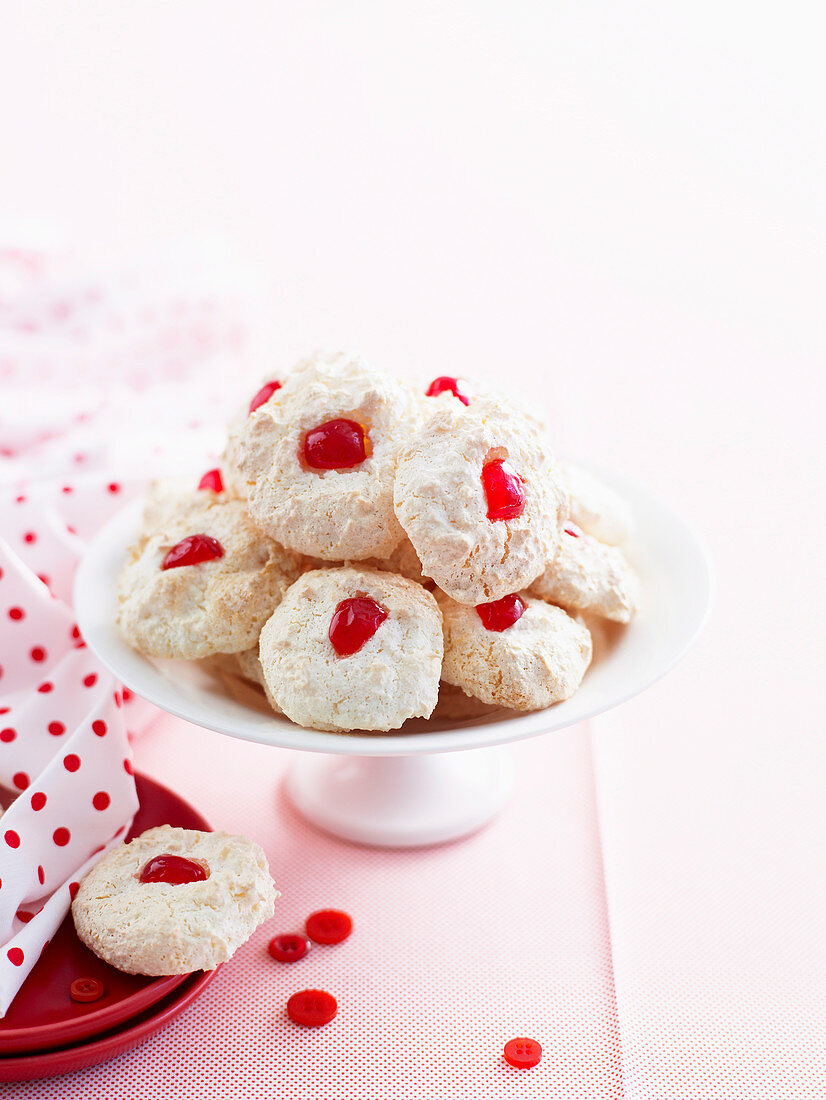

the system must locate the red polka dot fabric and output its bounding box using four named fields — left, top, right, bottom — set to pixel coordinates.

left=0, top=254, right=237, bottom=1018
left=0, top=489, right=144, bottom=1016
left=0, top=247, right=243, bottom=394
